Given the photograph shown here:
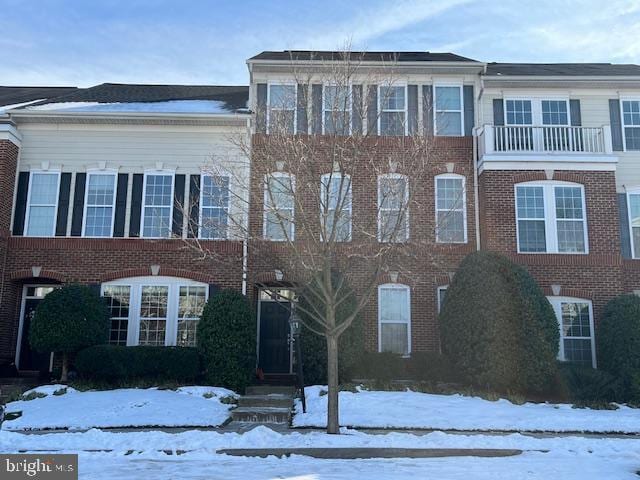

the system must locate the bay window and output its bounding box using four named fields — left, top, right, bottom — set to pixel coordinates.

left=435, top=174, right=466, bottom=243
left=378, top=284, right=411, bottom=355
left=142, top=172, right=174, bottom=238
left=83, top=172, right=116, bottom=237
left=379, top=85, right=406, bottom=136
left=547, top=296, right=596, bottom=367
left=25, top=171, right=60, bottom=237
left=435, top=86, right=463, bottom=136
